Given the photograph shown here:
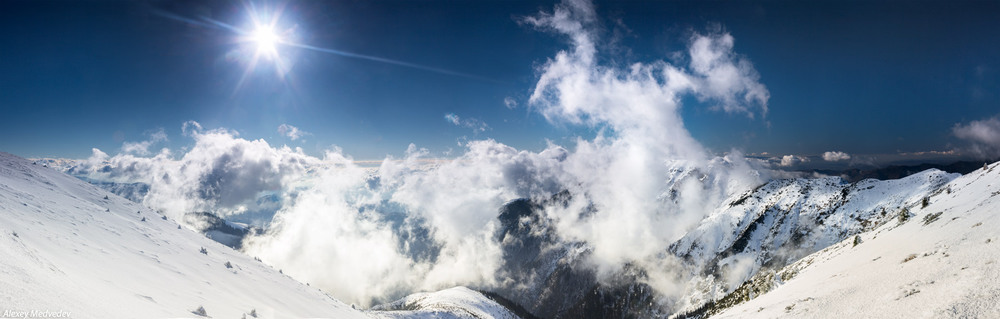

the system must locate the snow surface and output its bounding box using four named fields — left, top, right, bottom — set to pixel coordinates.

left=714, top=162, right=1000, bottom=318
left=0, top=152, right=368, bottom=318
